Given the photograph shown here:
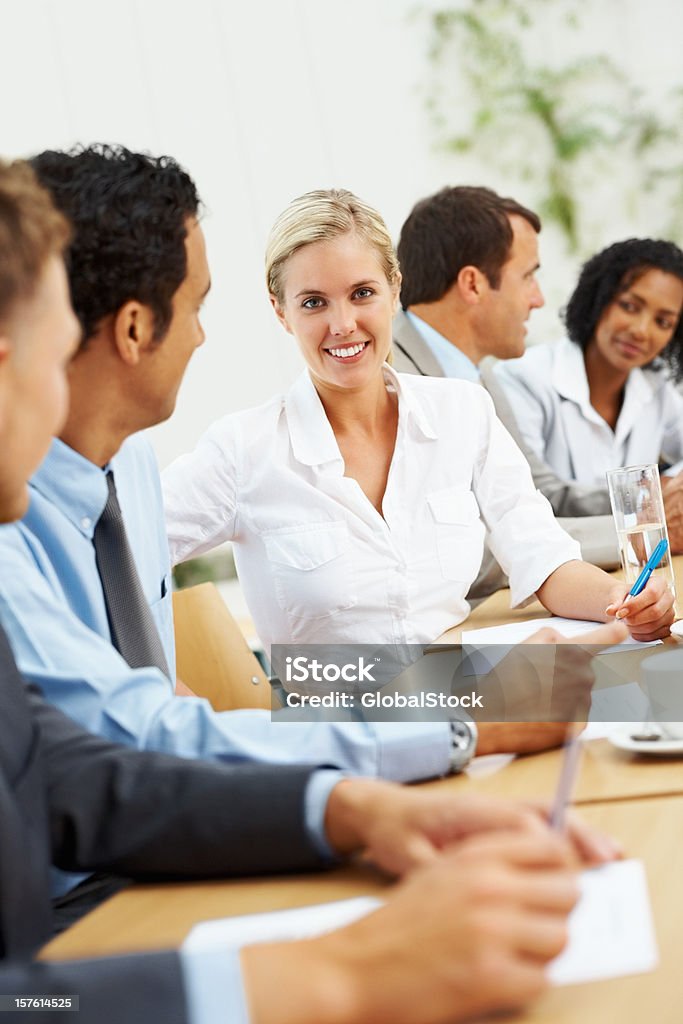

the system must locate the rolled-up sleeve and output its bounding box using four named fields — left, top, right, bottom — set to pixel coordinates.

left=163, top=417, right=241, bottom=566
left=472, top=392, right=582, bottom=607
